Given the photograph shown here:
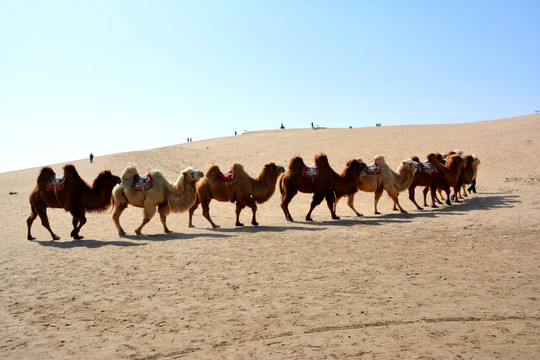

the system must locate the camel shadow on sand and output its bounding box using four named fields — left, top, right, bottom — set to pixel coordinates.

left=332, top=192, right=520, bottom=226
left=34, top=238, right=145, bottom=249
left=121, top=231, right=235, bottom=242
